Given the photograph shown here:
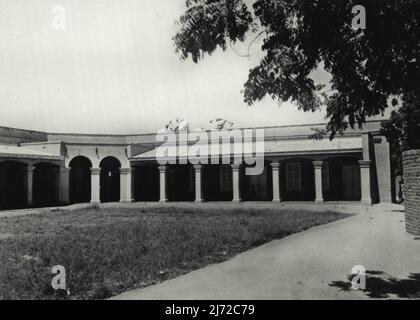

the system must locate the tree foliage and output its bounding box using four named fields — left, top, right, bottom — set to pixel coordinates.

left=210, top=118, right=234, bottom=130
left=380, top=92, right=420, bottom=174
left=174, top=0, right=420, bottom=145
